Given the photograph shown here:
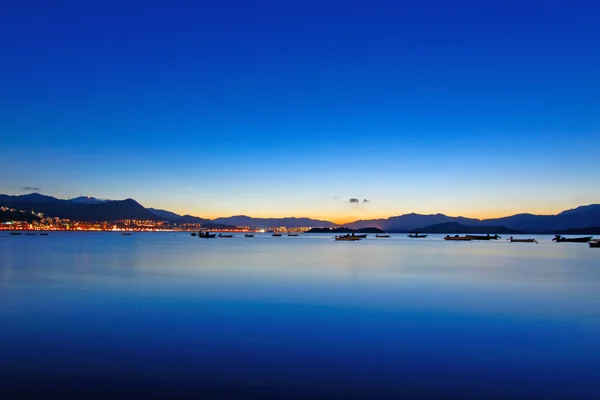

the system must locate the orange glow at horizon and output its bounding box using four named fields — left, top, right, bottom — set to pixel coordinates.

left=165, top=204, right=572, bottom=225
